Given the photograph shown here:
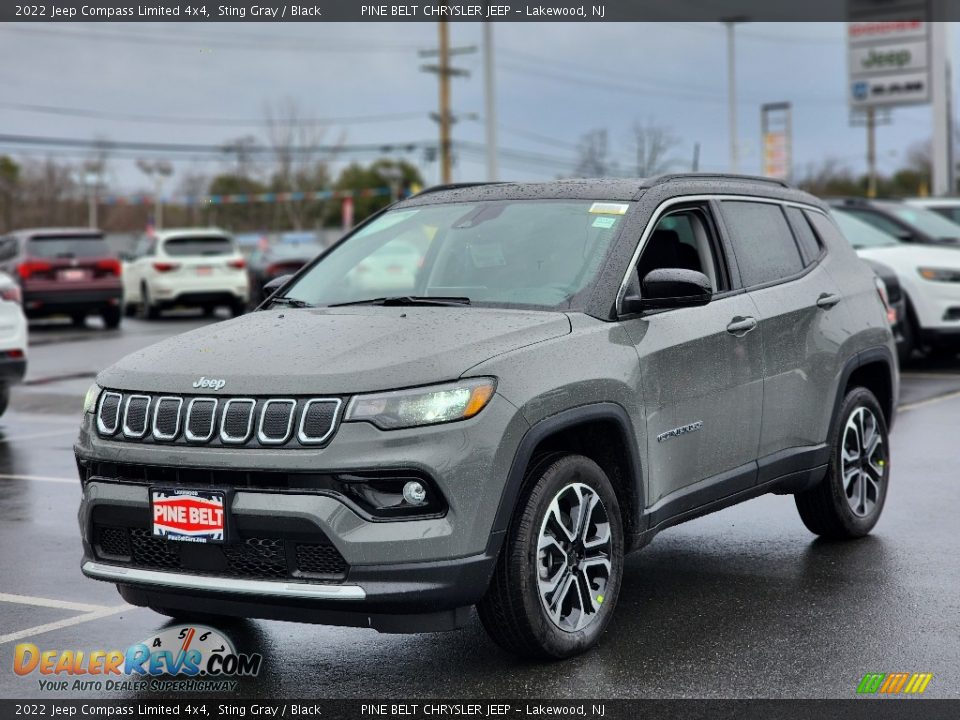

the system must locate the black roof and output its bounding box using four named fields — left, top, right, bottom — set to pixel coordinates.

left=401, top=173, right=804, bottom=207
